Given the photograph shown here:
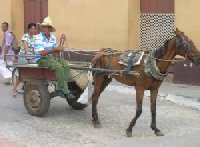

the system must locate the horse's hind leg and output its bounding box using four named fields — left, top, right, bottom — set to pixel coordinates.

left=126, top=87, right=144, bottom=137
left=92, top=75, right=111, bottom=128
left=150, top=89, right=164, bottom=136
